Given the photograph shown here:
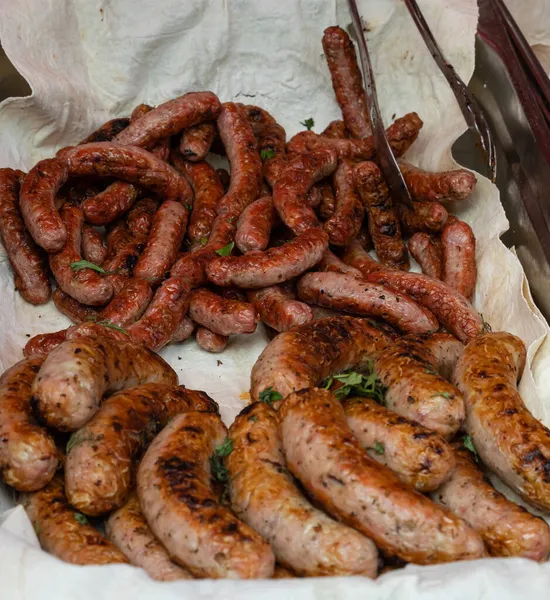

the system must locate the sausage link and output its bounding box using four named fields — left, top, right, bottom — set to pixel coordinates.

left=127, top=276, right=191, bottom=351
left=65, top=384, right=217, bottom=515
left=65, top=322, right=130, bottom=342
left=80, top=117, right=130, bottom=144
left=324, top=160, right=364, bottom=246
left=81, top=224, right=107, bottom=266
left=279, top=388, right=485, bottom=564
left=247, top=285, right=313, bottom=332
left=397, top=200, right=448, bottom=235
left=0, top=356, right=58, bottom=491
left=189, top=288, right=257, bottom=336
left=297, top=272, right=438, bottom=334
left=207, top=228, right=329, bottom=289
left=365, top=270, right=483, bottom=342
left=99, top=277, right=153, bottom=327
left=195, top=327, right=229, bottom=353
left=32, top=337, right=177, bottom=430
left=20, top=476, right=129, bottom=565
left=272, top=150, right=337, bottom=235
left=19, top=158, right=68, bottom=252
left=217, top=168, right=230, bottom=192
left=322, top=119, right=349, bottom=139
left=103, top=221, right=147, bottom=277
left=399, top=161, right=477, bottom=203
left=317, top=248, right=362, bottom=276
left=52, top=288, right=100, bottom=324
left=342, top=396, right=455, bottom=491
left=133, top=200, right=188, bottom=284
left=126, top=197, right=158, bottom=238
left=441, top=218, right=476, bottom=299
left=453, top=332, right=550, bottom=512
left=408, top=232, right=442, bottom=279
left=318, top=180, right=336, bottom=220
left=24, top=330, right=67, bottom=358
left=322, top=26, right=371, bottom=138
left=179, top=121, right=216, bottom=161
left=0, top=169, right=51, bottom=304
left=115, top=92, right=221, bottom=149
left=342, top=239, right=385, bottom=275
left=81, top=180, right=139, bottom=225
left=354, top=161, right=409, bottom=270
left=137, top=411, right=275, bottom=578
left=106, top=493, right=193, bottom=580
left=171, top=315, right=195, bottom=343
left=235, top=195, right=276, bottom=253
left=227, top=402, right=378, bottom=576
left=50, top=205, right=113, bottom=305
left=250, top=315, right=389, bottom=401
left=433, top=443, right=550, bottom=560
left=374, top=334, right=465, bottom=438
